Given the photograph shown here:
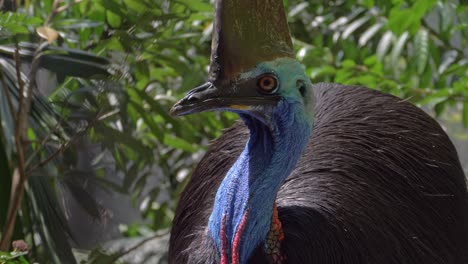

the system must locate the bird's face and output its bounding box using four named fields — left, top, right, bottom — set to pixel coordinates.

left=171, top=58, right=315, bottom=131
